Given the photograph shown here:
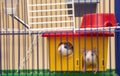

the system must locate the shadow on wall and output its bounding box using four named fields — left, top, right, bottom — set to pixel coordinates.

left=67, top=4, right=97, bottom=17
